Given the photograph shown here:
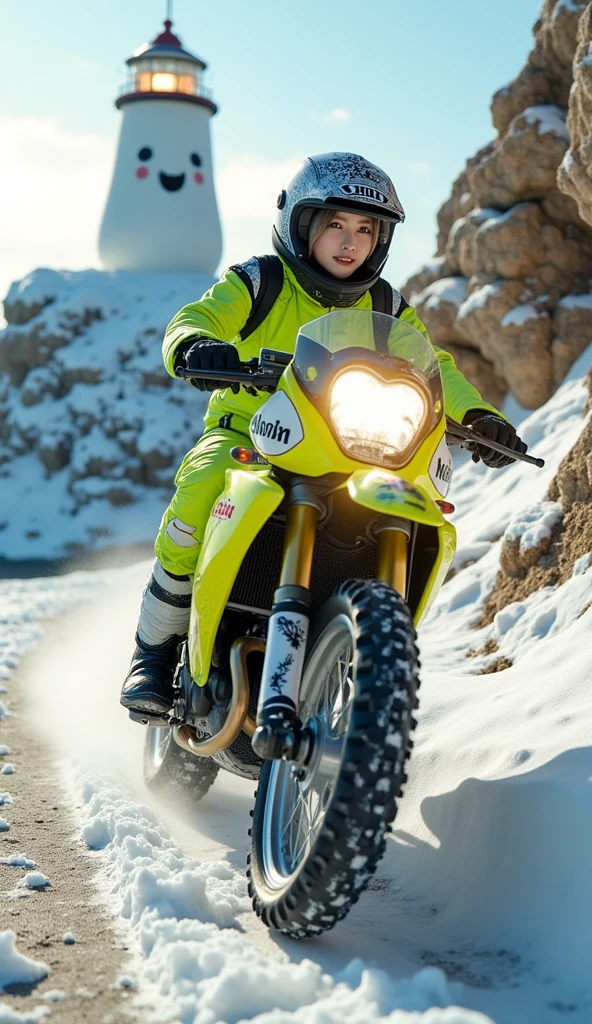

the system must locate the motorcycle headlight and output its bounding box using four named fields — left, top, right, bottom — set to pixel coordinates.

left=329, top=369, right=429, bottom=465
